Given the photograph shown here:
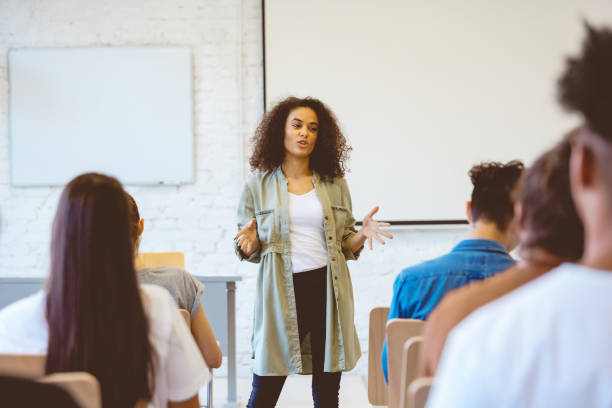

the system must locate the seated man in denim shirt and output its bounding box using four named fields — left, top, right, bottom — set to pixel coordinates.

left=381, top=160, right=524, bottom=382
